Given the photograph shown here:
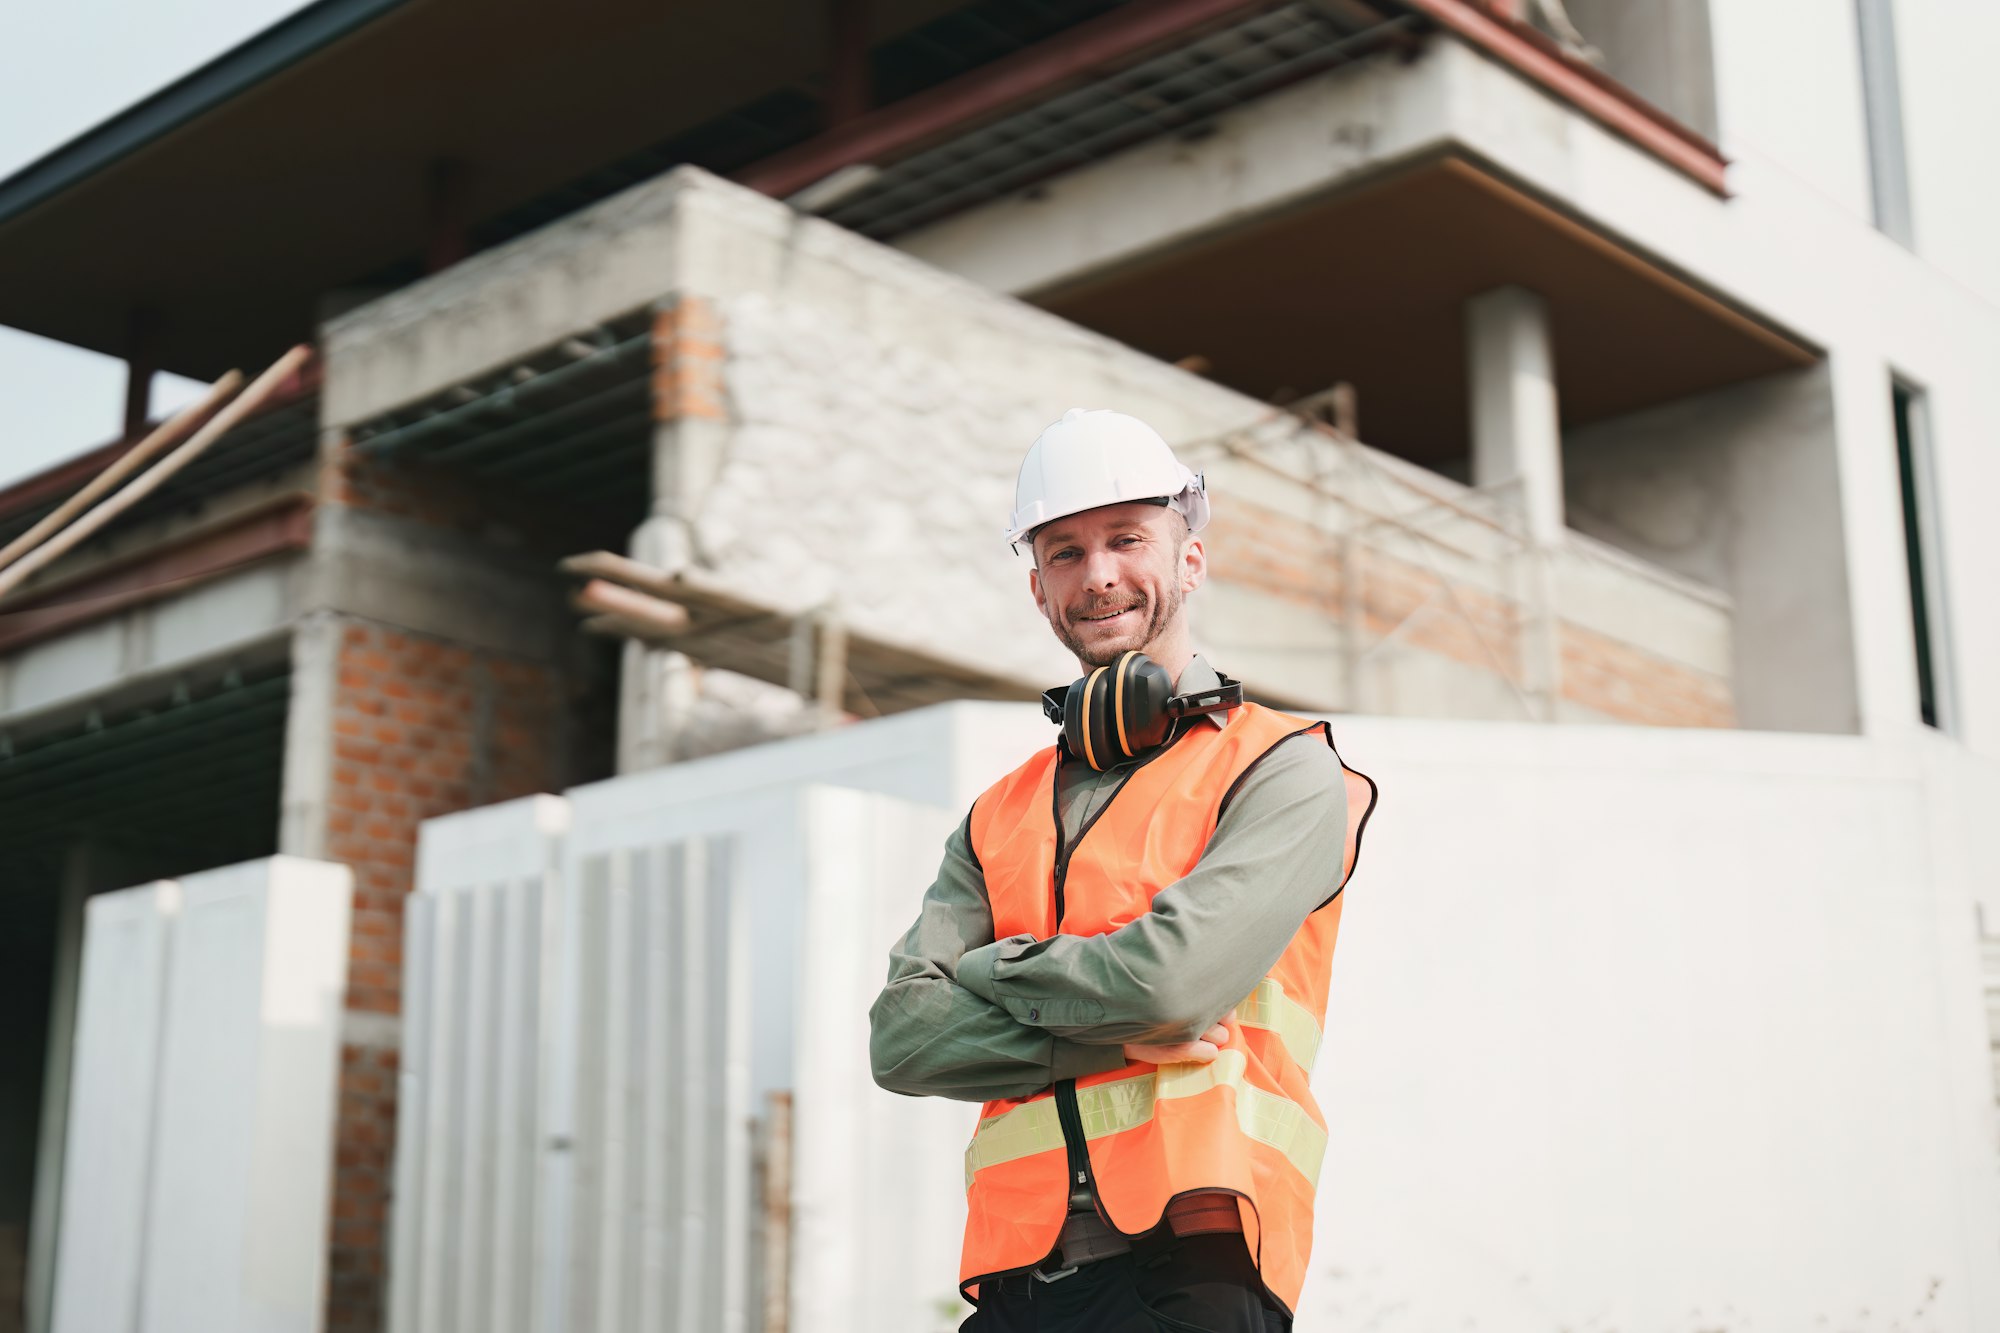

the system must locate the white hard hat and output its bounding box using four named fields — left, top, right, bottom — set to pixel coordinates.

left=1005, top=408, right=1209, bottom=548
